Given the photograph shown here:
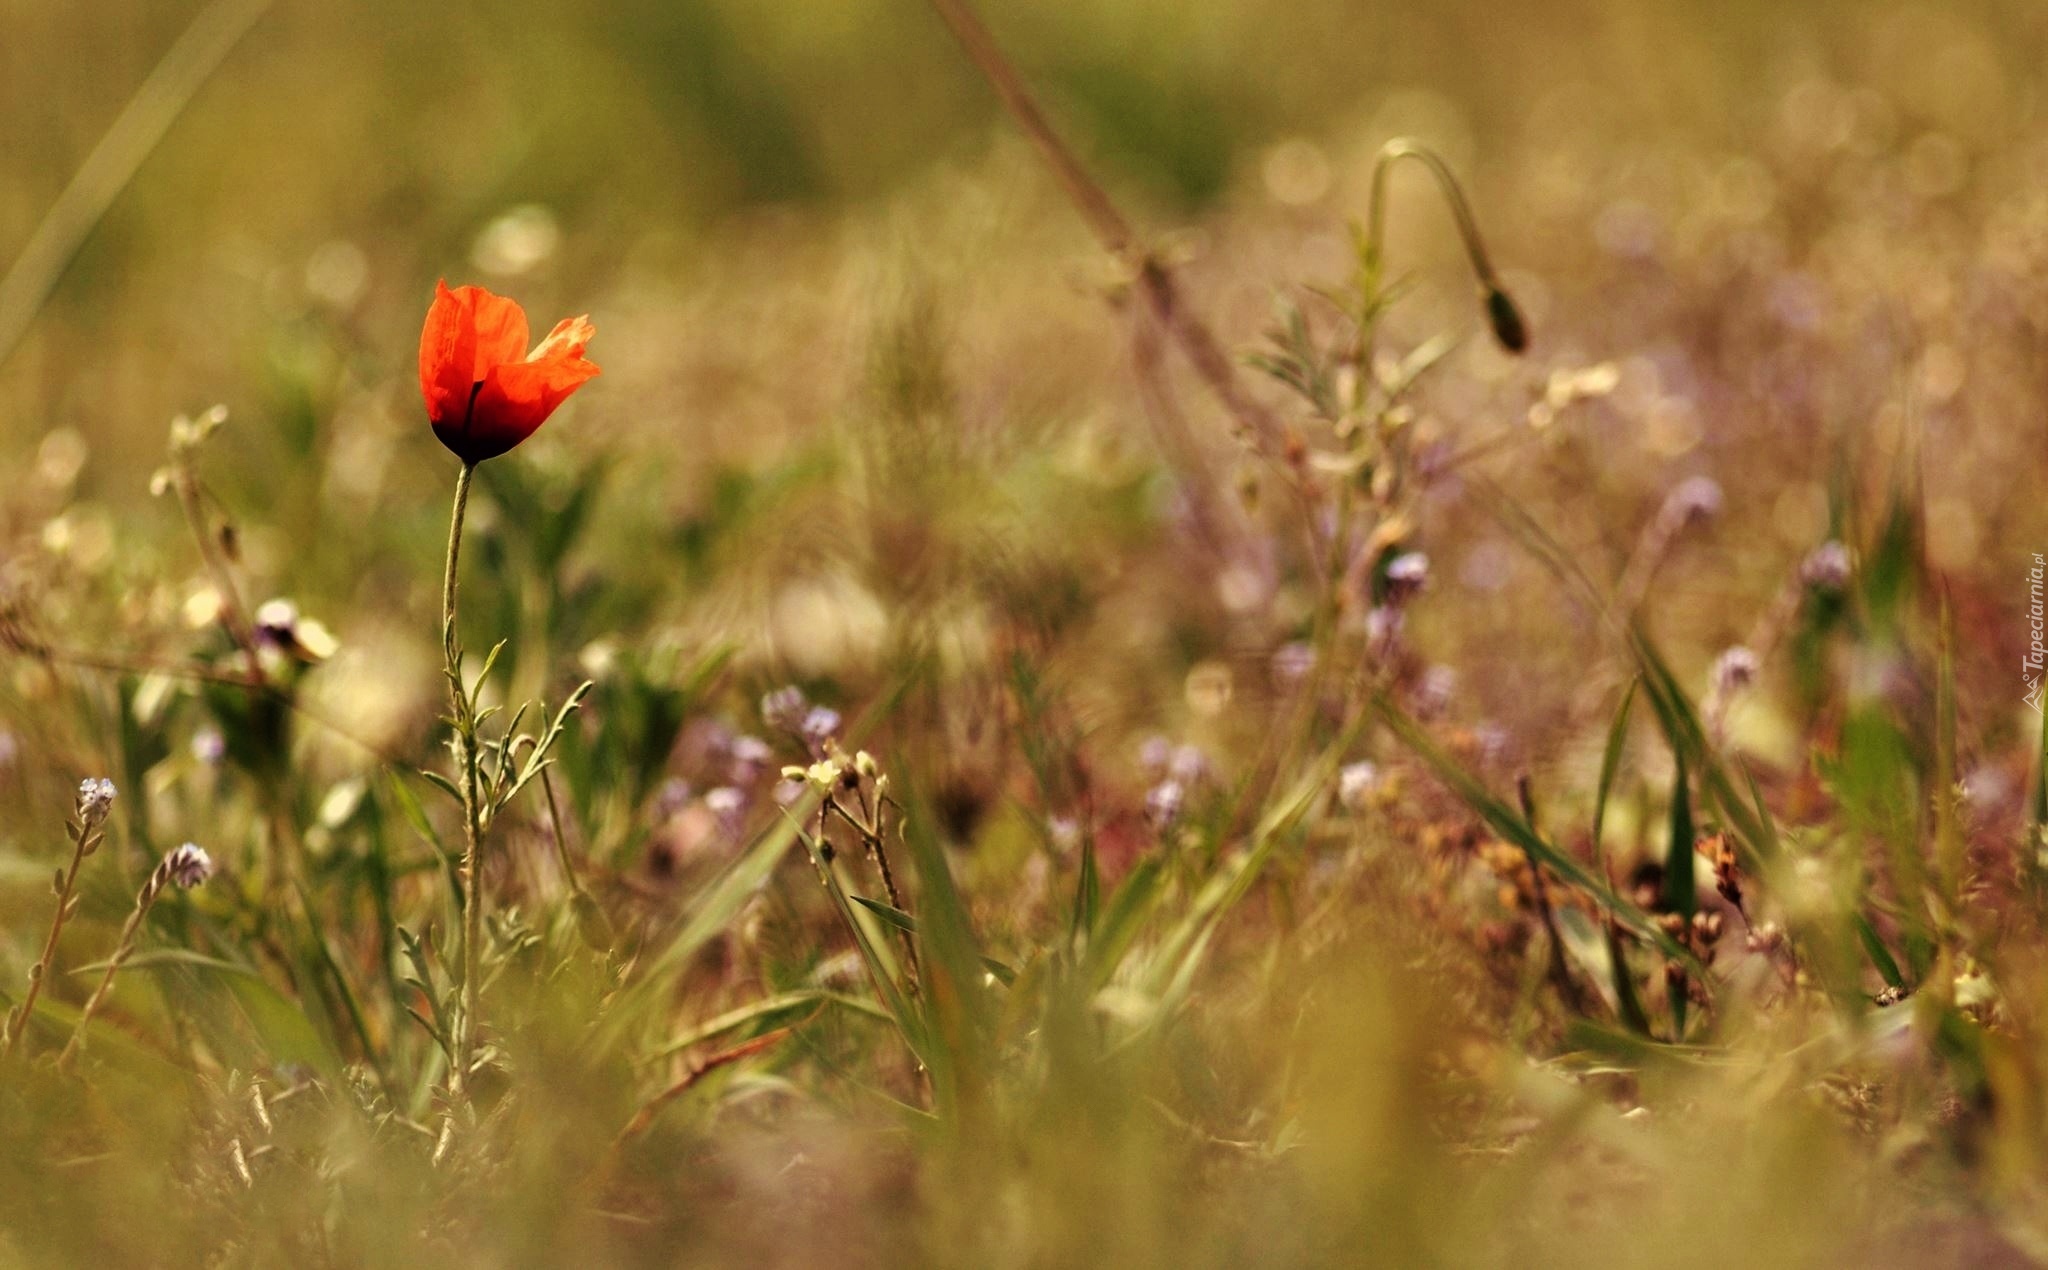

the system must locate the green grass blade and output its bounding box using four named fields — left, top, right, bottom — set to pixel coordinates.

left=1593, top=678, right=1639, bottom=863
